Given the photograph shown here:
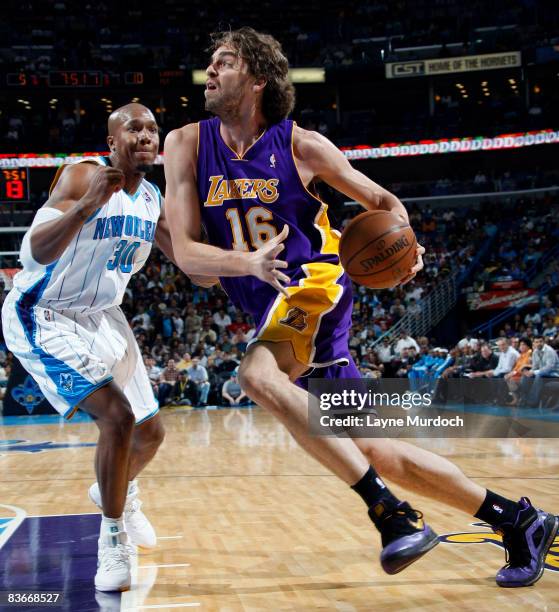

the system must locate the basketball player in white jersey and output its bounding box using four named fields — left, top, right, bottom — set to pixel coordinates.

left=3, top=104, right=173, bottom=592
